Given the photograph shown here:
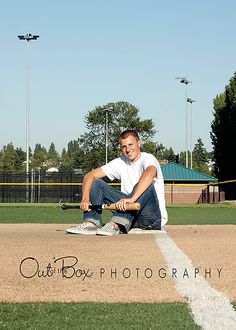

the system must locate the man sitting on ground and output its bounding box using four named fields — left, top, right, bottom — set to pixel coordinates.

left=66, top=129, right=167, bottom=236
